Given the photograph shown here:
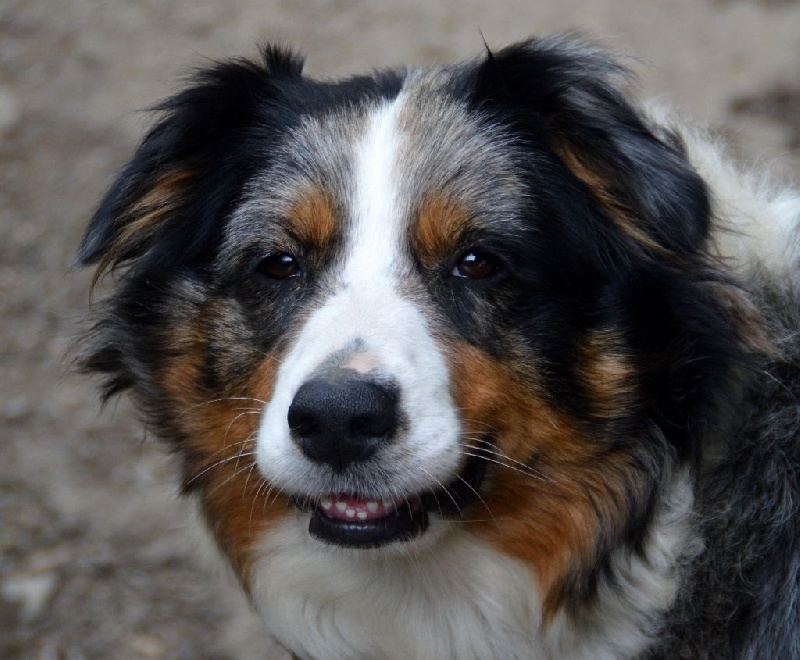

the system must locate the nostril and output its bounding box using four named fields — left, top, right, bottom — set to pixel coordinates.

left=287, top=400, right=320, bottom=437
left=350, top=393, right=396, bottom=438
left=287, top=410, right=319, bottom=439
